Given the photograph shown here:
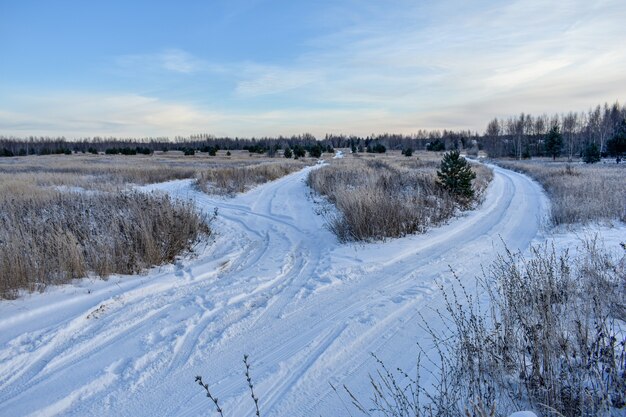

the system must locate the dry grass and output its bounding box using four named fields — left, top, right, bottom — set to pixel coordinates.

left=444, top=240, right=626, bottom=416
left=495, top=159, right=625, bottom=225
left=0, top=152, right=312, bottom=298
left=0, top=190, right=209, bottom=299
left=343, top=239, right=625, bottom=416
left=308, top=152, right=492, bottom=242
left=0, top=151, right=297, bottom=190
left=196, top=160, right=310, bottom=194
